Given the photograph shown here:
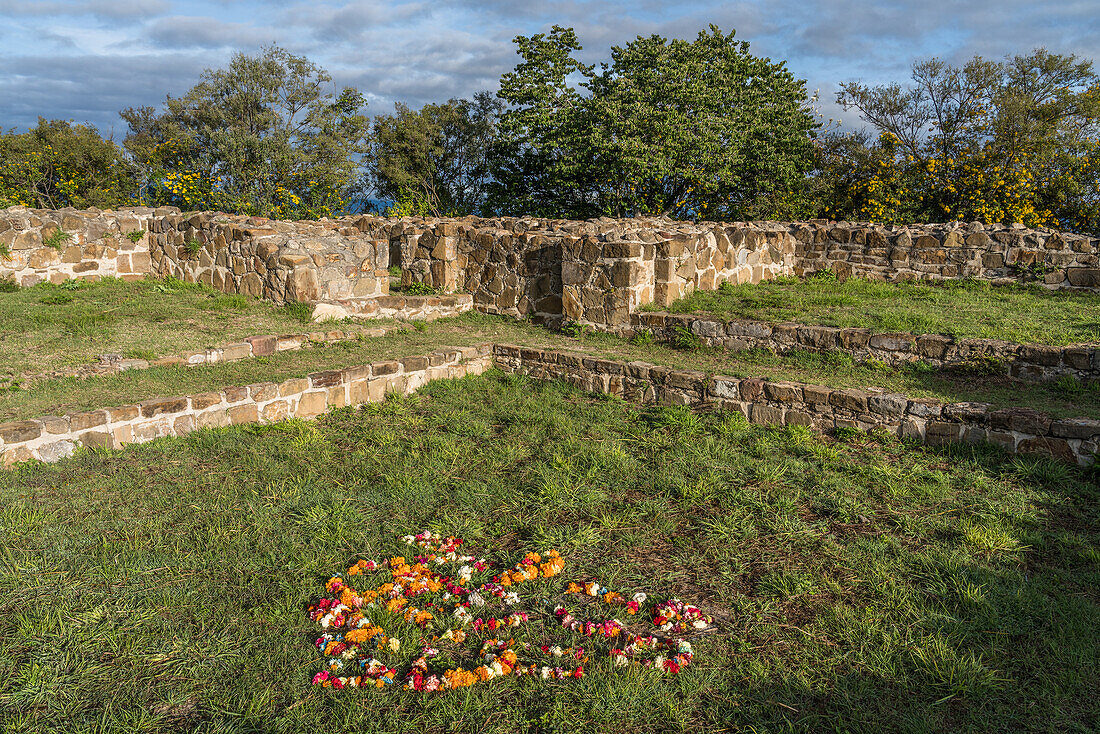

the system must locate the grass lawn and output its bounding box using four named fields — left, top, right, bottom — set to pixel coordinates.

left=0, top=276, right=391, bottom=378
left=653, top=277, right=1100, bottom=346
left=1, top=372, right=1097, bottom=732
left=2, top=312, right=1098, bottom=423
